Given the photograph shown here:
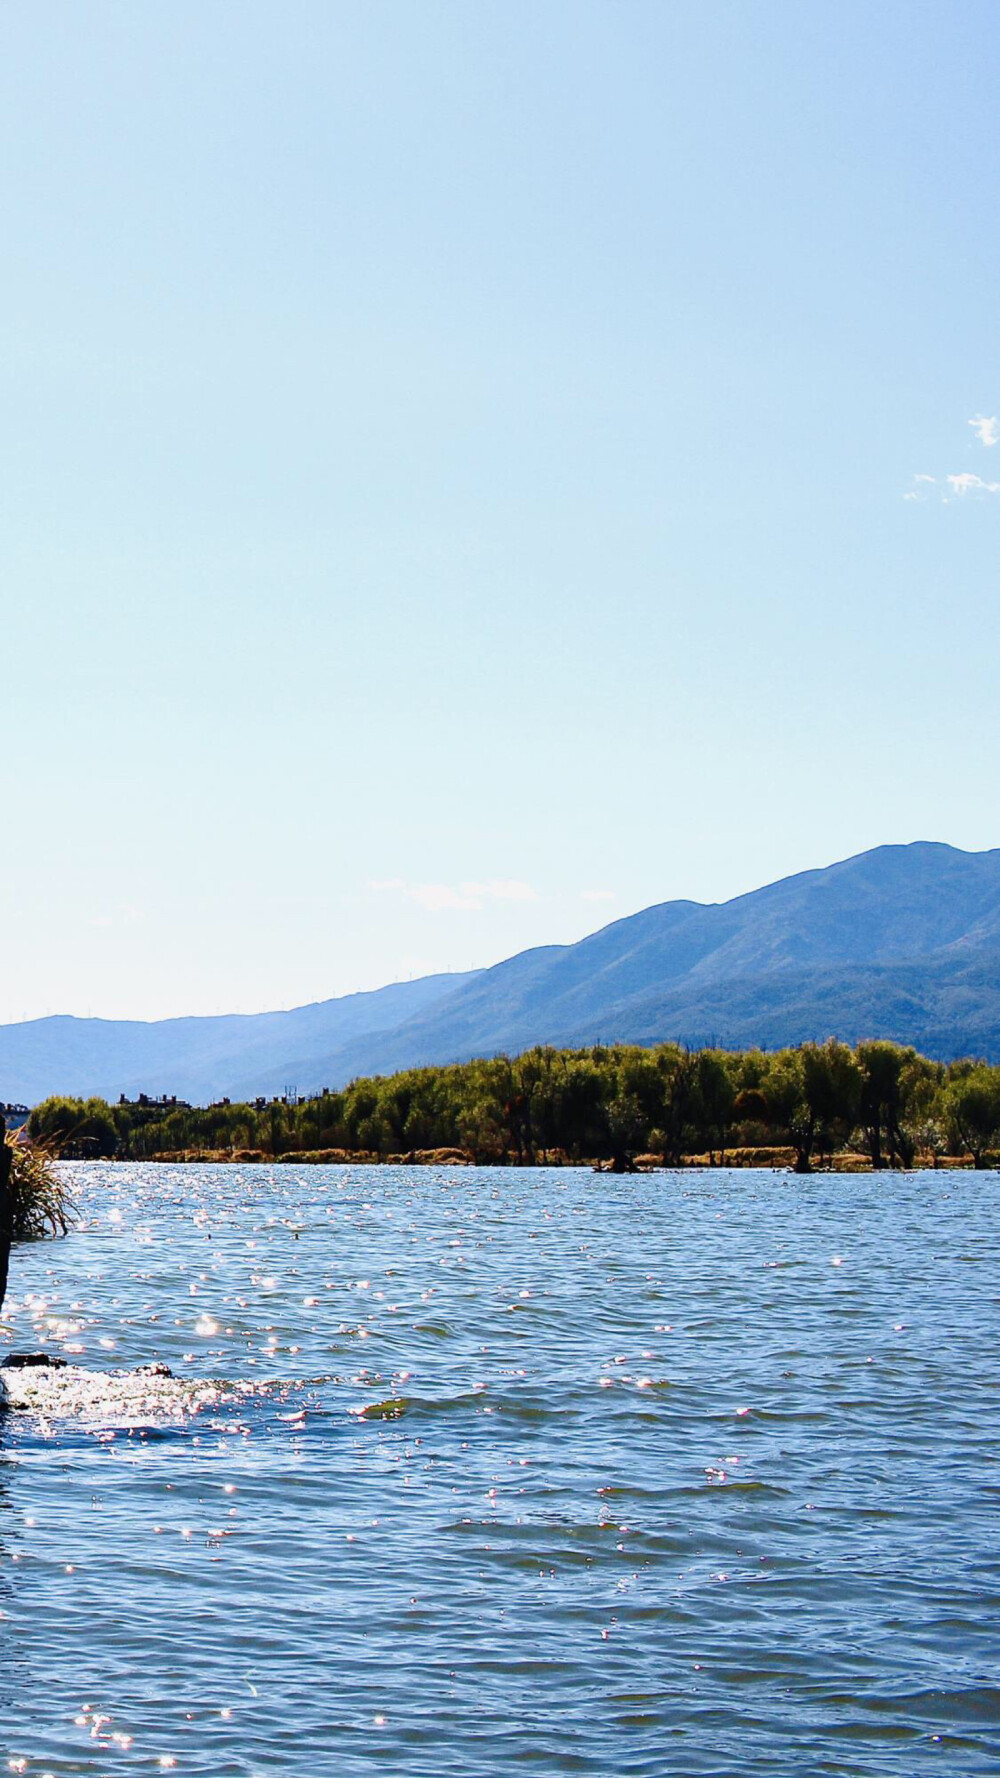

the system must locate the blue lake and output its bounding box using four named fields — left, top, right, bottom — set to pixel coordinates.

left=0, top=1162, right=997, bottom=1775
